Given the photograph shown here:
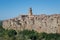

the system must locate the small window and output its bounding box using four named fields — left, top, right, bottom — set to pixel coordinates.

left=55, top=27, right=56, bottom=28
left=25, top=21, right=27, bottom=24
left=45, top=22, right=46, bottom=23
left=51, top=18, right=53, bottom=20
left=40, top=27, right=41, bottom=28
